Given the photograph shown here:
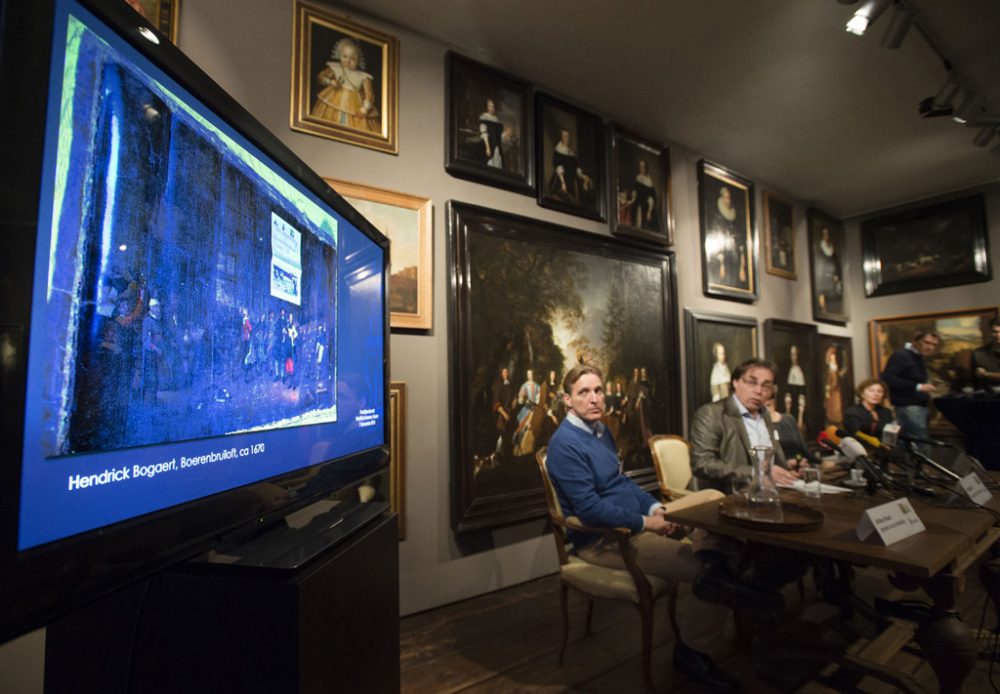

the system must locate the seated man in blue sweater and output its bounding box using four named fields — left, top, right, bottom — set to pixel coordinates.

left=547, top=364, right=779, bottom=693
